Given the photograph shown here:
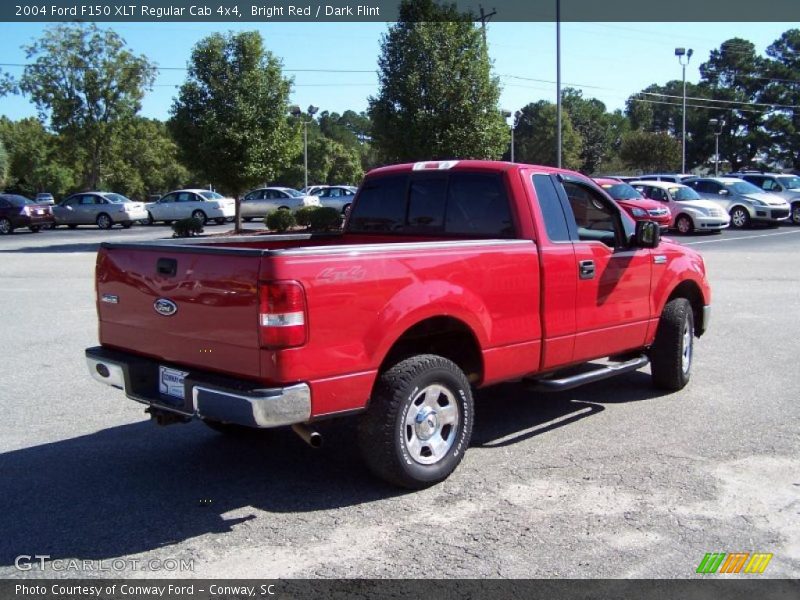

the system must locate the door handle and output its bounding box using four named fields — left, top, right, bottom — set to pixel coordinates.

left=579, top=259, right=595, bottom=280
